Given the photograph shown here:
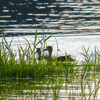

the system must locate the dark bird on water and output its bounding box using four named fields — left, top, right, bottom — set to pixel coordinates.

left=36, top=47, right=50, bottom=61
left=44, top=46, right=75, bottom=61
left=36, top=48, right=41, bottom=61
